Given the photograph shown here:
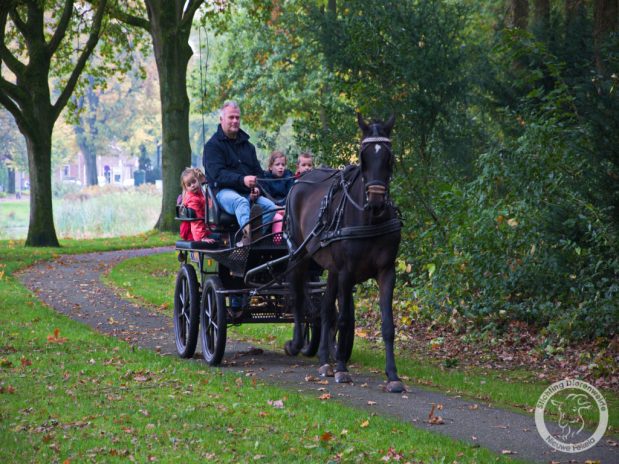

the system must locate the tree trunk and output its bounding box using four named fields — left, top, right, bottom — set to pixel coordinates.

left=147, top=1, right=193, bottom=232
left=593, top=0, right=619, bottom=72
left=7, top=167, right=15, bottom=194
left=76, top=80, right=100, bottom=187
left=75, top=125, right=99, bottom=186
left=25, top=125, right=59, bottom=247
left=565, top=0, right=584, bottom=29
left=532, top=0, right=550, bottom=36
left=508, top=0, right=529, bottom=29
